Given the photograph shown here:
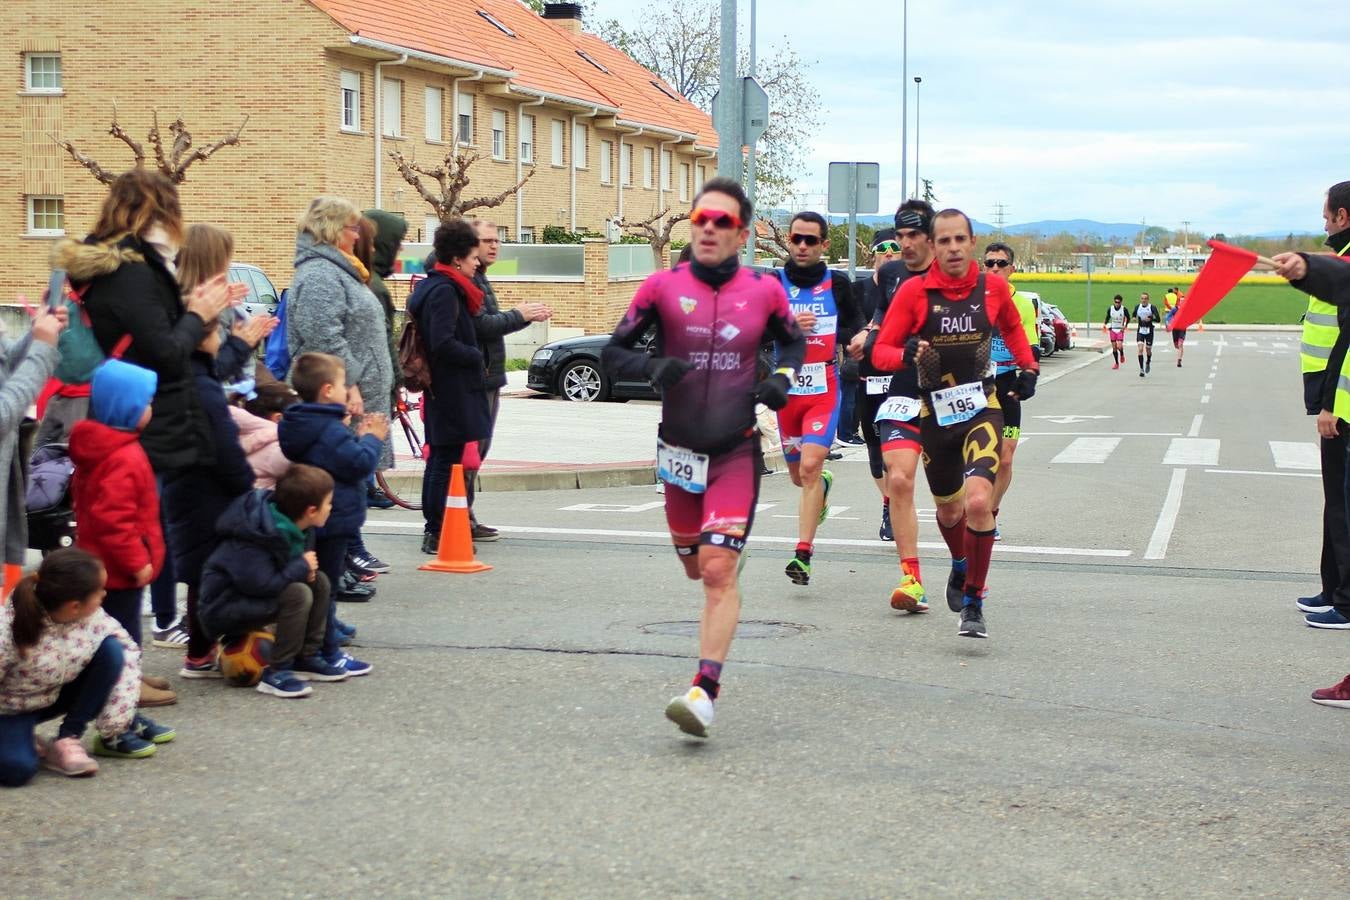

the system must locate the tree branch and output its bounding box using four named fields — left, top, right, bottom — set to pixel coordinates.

left=170, top=114, right=249, bottom=184
left=755, top=216, right=789, bottom=261
left=459, top=167, right=535, bottom=216
left=107, top=101, right=145, bottom=166
left=148, top=109, right=169, bottom=176
left=50, top=135, right=118, bottom=185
